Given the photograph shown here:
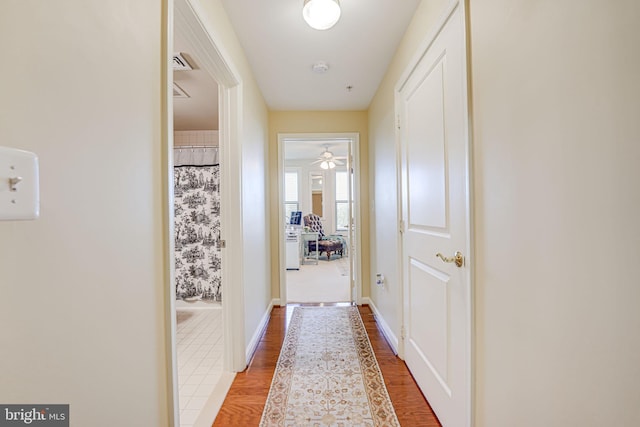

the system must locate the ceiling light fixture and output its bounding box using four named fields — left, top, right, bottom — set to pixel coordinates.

left=320, top=160, right=336, bottom=170
left=303, top=0, right=341, bottom=30
left=312, top=145, right=344, bottom=169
